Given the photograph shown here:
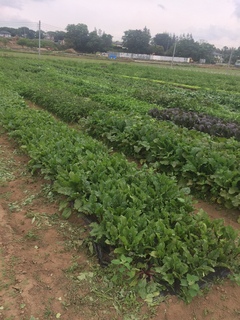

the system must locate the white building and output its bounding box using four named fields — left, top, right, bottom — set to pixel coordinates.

left=0, top=31, right=11, bottom=38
